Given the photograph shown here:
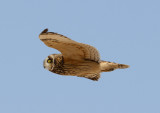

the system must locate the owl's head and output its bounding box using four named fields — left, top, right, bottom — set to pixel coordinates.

left=43, top=54, right=56, bottom=71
